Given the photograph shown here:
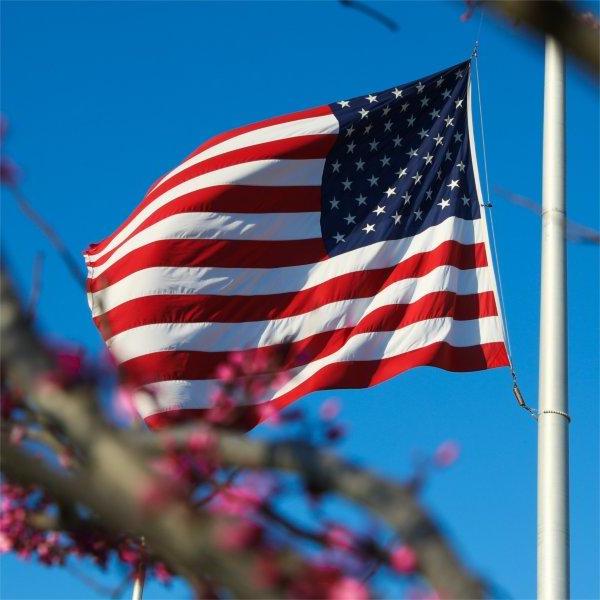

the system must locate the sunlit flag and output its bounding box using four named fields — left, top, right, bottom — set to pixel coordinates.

left=85, top=60, right=509, bottom=429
